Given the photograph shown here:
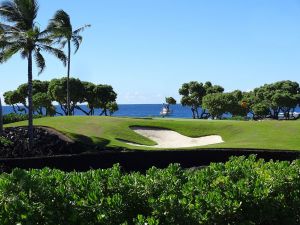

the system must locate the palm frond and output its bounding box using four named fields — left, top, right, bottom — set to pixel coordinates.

left=0, top=39, right=7, bottom=50
left=0, top=22, right=18, bottom=32
left=20, top=49, right=27, bottom=59
left=47, top=9, right=72, bottom=39
left=37, top=37, right=52, bottom=46
left=37, top=28, right=51, bottom=38
left=71, top=35, right=82, bottom=53
left=0, top=0, right=19, bottom=22
left=51, top=10, right=71, bottom=27
left=40, top=45, right=67, bottom=66
left=34, top=48, right=45, bottom=74
left=73, top=24, right=91, bottom=36
left=0, top=0, right=38, bottom=30
left=0, top=42, right=21, bottom=63
left=59, top=39, right=67, bottom=49
left=0, top=39, right=15, bottom=49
